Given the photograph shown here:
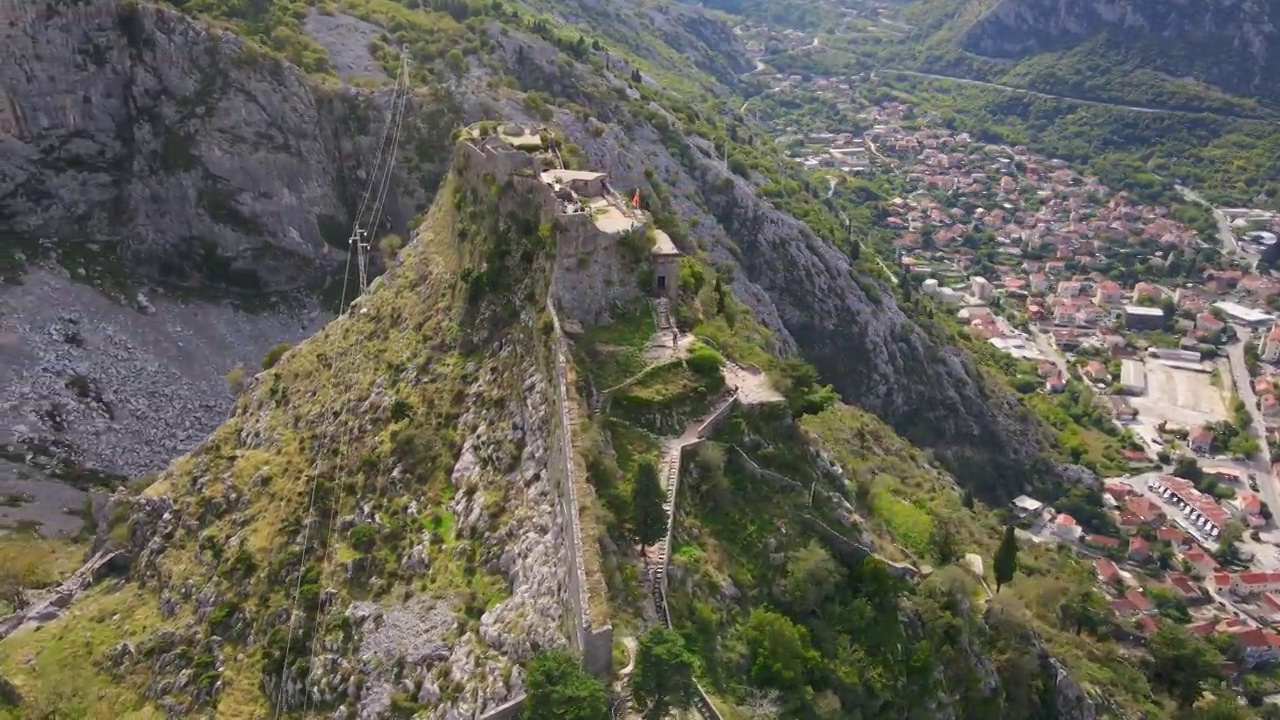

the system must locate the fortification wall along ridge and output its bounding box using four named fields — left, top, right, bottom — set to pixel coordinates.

left=458, top=129, right=613, bottom=678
